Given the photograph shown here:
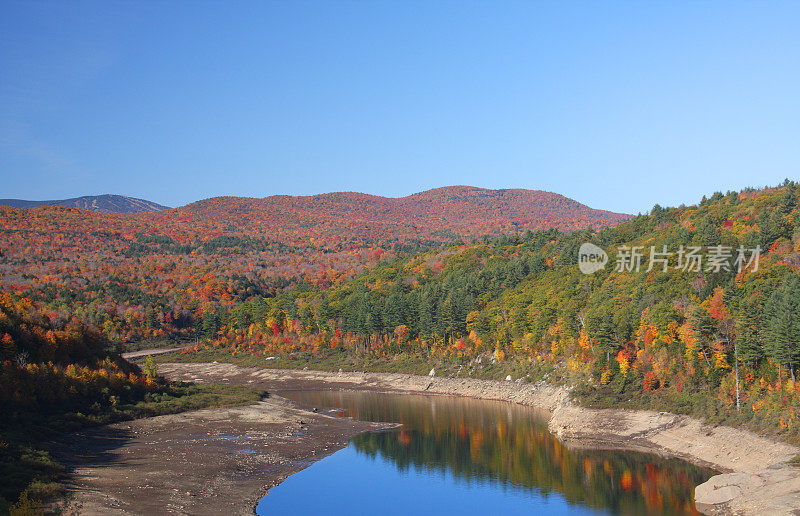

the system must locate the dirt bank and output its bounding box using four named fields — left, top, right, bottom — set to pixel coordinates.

left=53, top=394, right=392, bottom=515
left=157, top=361, right=570, bottom=411
left=549, top=405, right=800, bottom=515
left=120, top=347, right=189, bottom=360
left=156, top=361, right=800, bottom=516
